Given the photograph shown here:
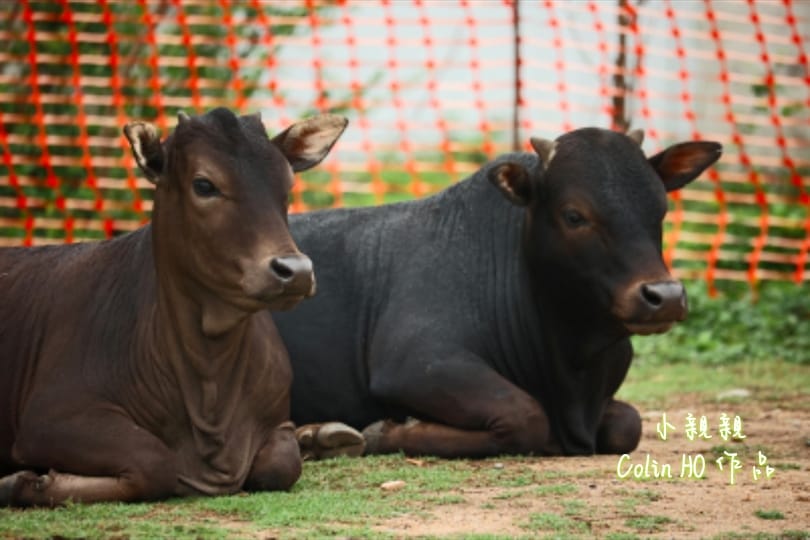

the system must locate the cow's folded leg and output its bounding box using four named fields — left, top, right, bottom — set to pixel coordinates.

left=296, top=422, right=366, bottom=460
left=362, top=418, right=515, bottom=458
left=366, top=353, right=555, bottom=457
left=7, top=408, right=176, bottom=507
left=596, top=399, right=641, bottom=454
left=244, top=422, right=301, bottom=492
left=2, top=470, right=150, bottom=508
